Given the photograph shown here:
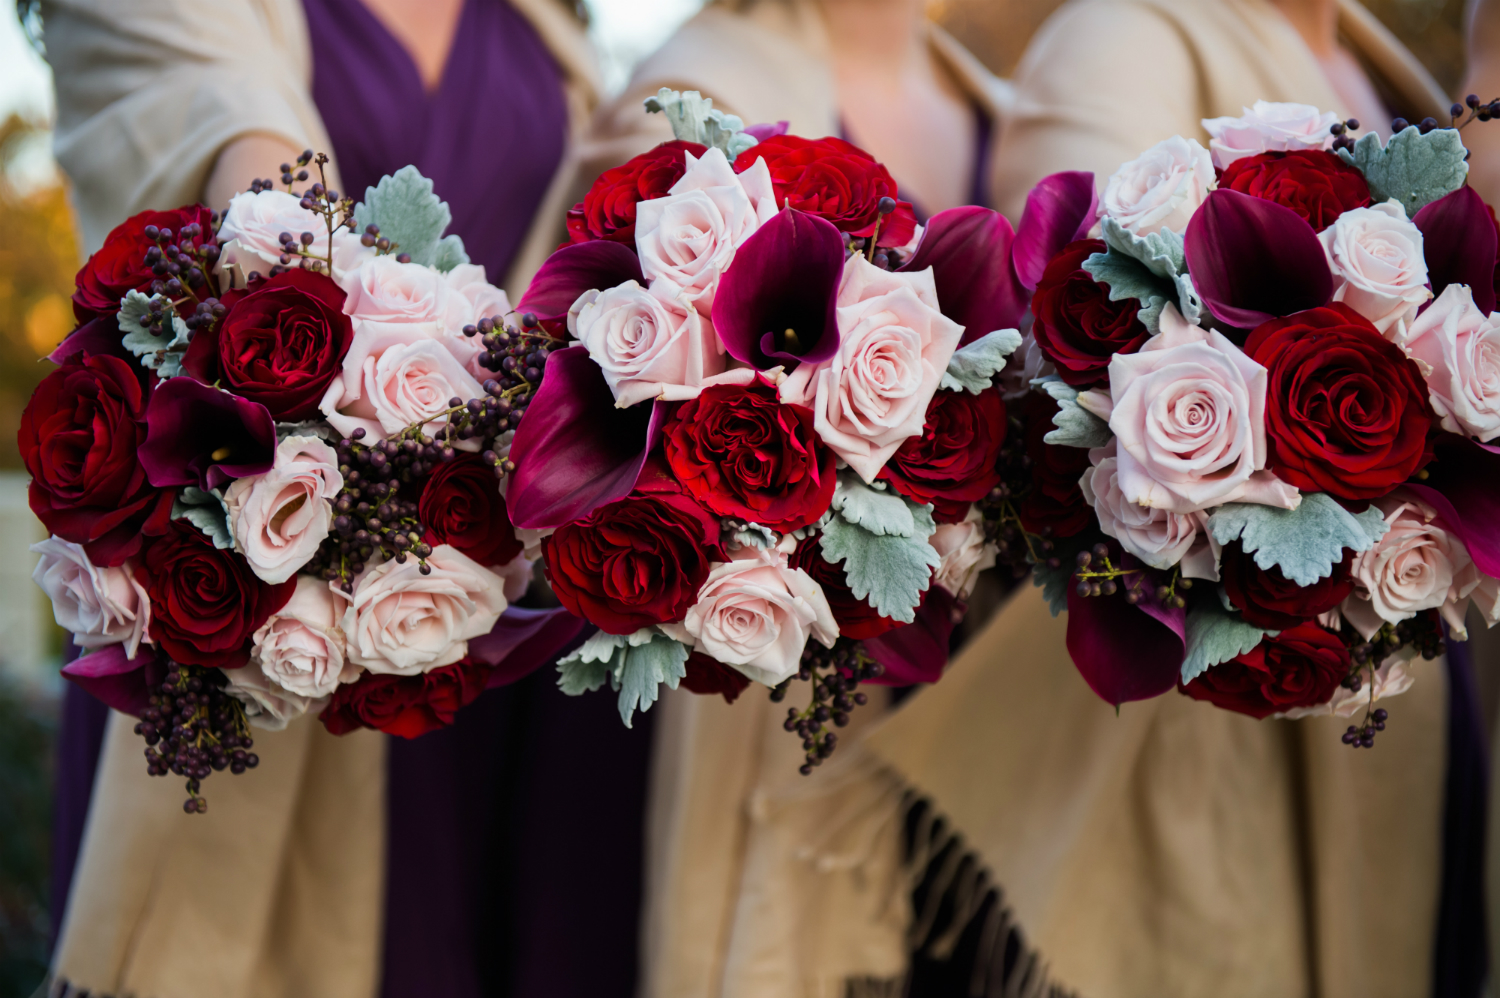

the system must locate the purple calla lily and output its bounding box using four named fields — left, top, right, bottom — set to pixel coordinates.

left=712, top=208, right=845, bottom=369
left=862, top=586, right=960, bottom=686
left=1065, top=583, right=1185, bottom=705
left=900, top=206, right=1028, bottom=345
left=1414, top=186, right=1498, bottom=315
left=1011, top=171, right=1098, bottom=290
left=516, top=240, right=645, bottom=328
left=139, top=377, right=276, bottom=491
left=474, top=606, right=596, bottom=687
left=1185, top=188, right=1334, bottom=329
left=506, top=346, right=669, bottom=529
left=1405, top=434, right=1500, bottom=578
left=49, top=315, right=134, bottom=366
left=62, top=645, right=163, bottom=717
